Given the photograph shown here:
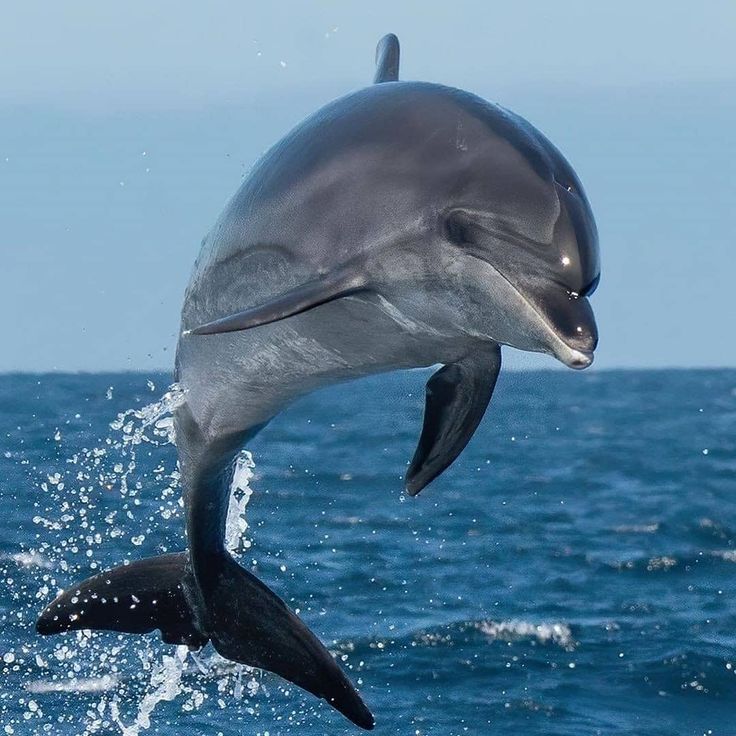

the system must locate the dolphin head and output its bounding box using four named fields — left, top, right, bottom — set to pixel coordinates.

left=410, top=89, right=600, bottom=369
left=440, top=156, right=600, bottom=368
